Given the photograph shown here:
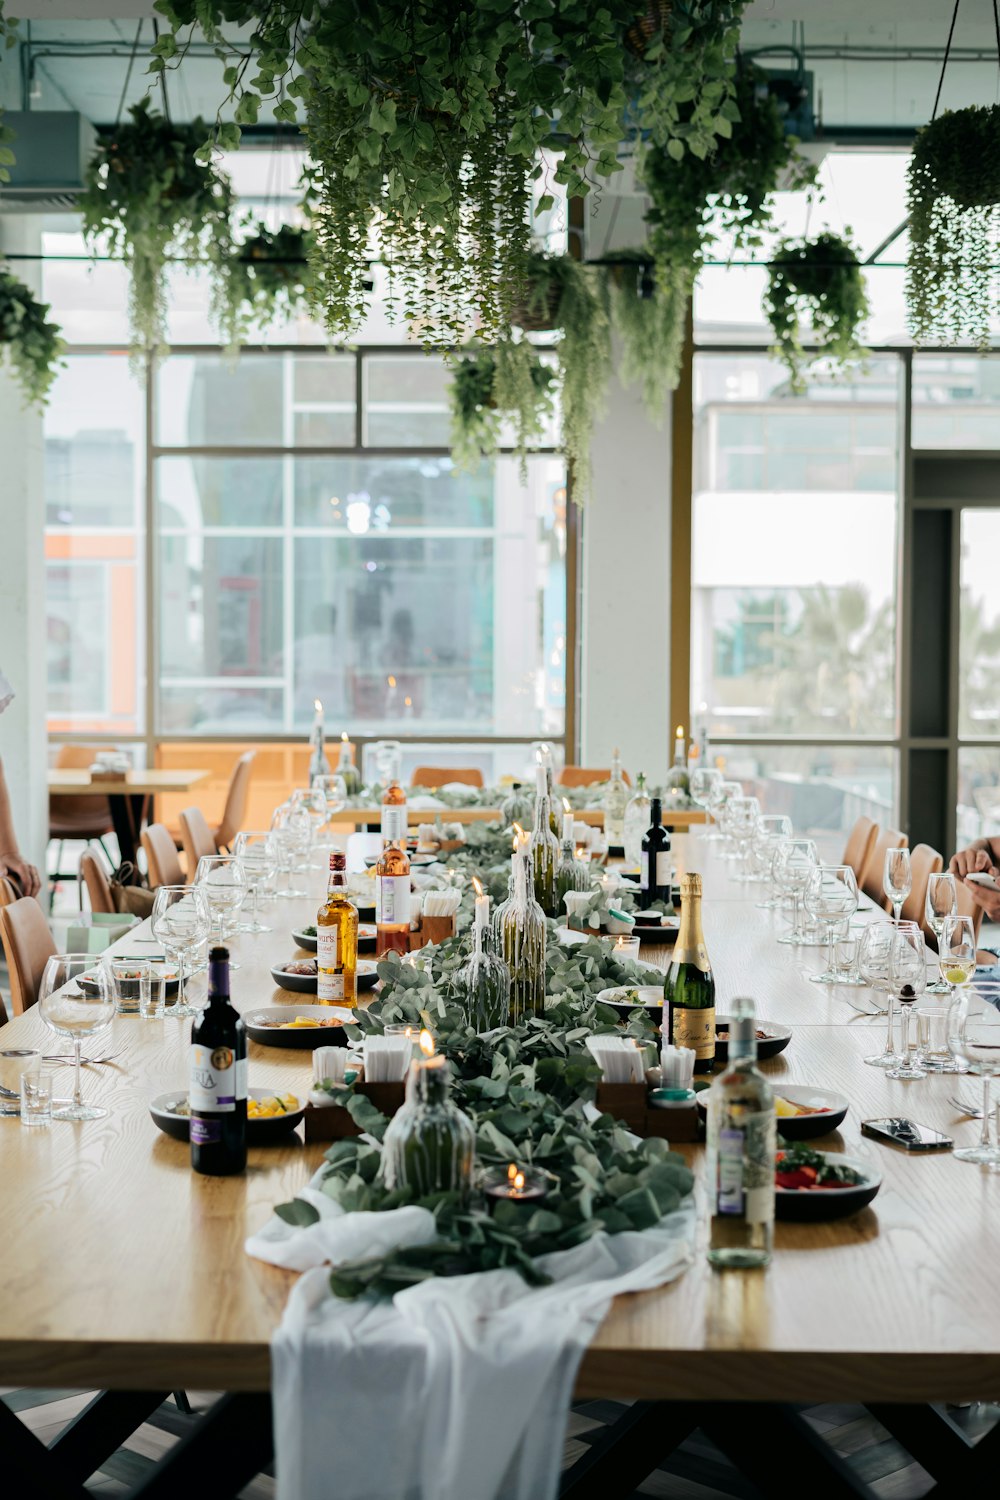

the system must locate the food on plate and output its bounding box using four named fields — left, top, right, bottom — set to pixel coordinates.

left=774, top=1096, right=830, bottom=1119
left=716, top=1027, right=771, bottom=1042
left=775, top=1145, right=866, bottom=1190
left=255, top=1014, right=345, bottom=1030
left=281, top=959, right=318, bottom=976
left=300, top=925, right=317, bottom=938
left=247, top=1093, right=299, bottom=1118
